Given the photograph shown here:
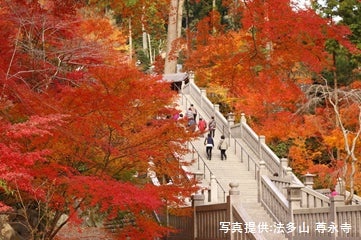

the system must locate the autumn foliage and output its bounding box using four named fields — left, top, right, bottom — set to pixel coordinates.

left=183, top=0, right=360, bottom=190
left=0, top=0, right=197, bottom=239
